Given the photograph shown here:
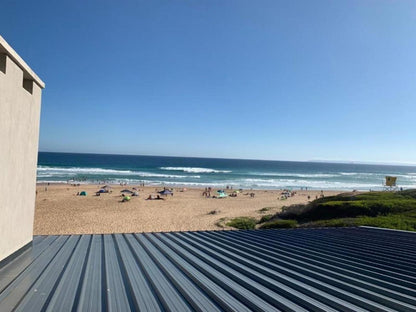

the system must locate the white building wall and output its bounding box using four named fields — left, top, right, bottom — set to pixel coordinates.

left=0, top=38, right=44, bottom=261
